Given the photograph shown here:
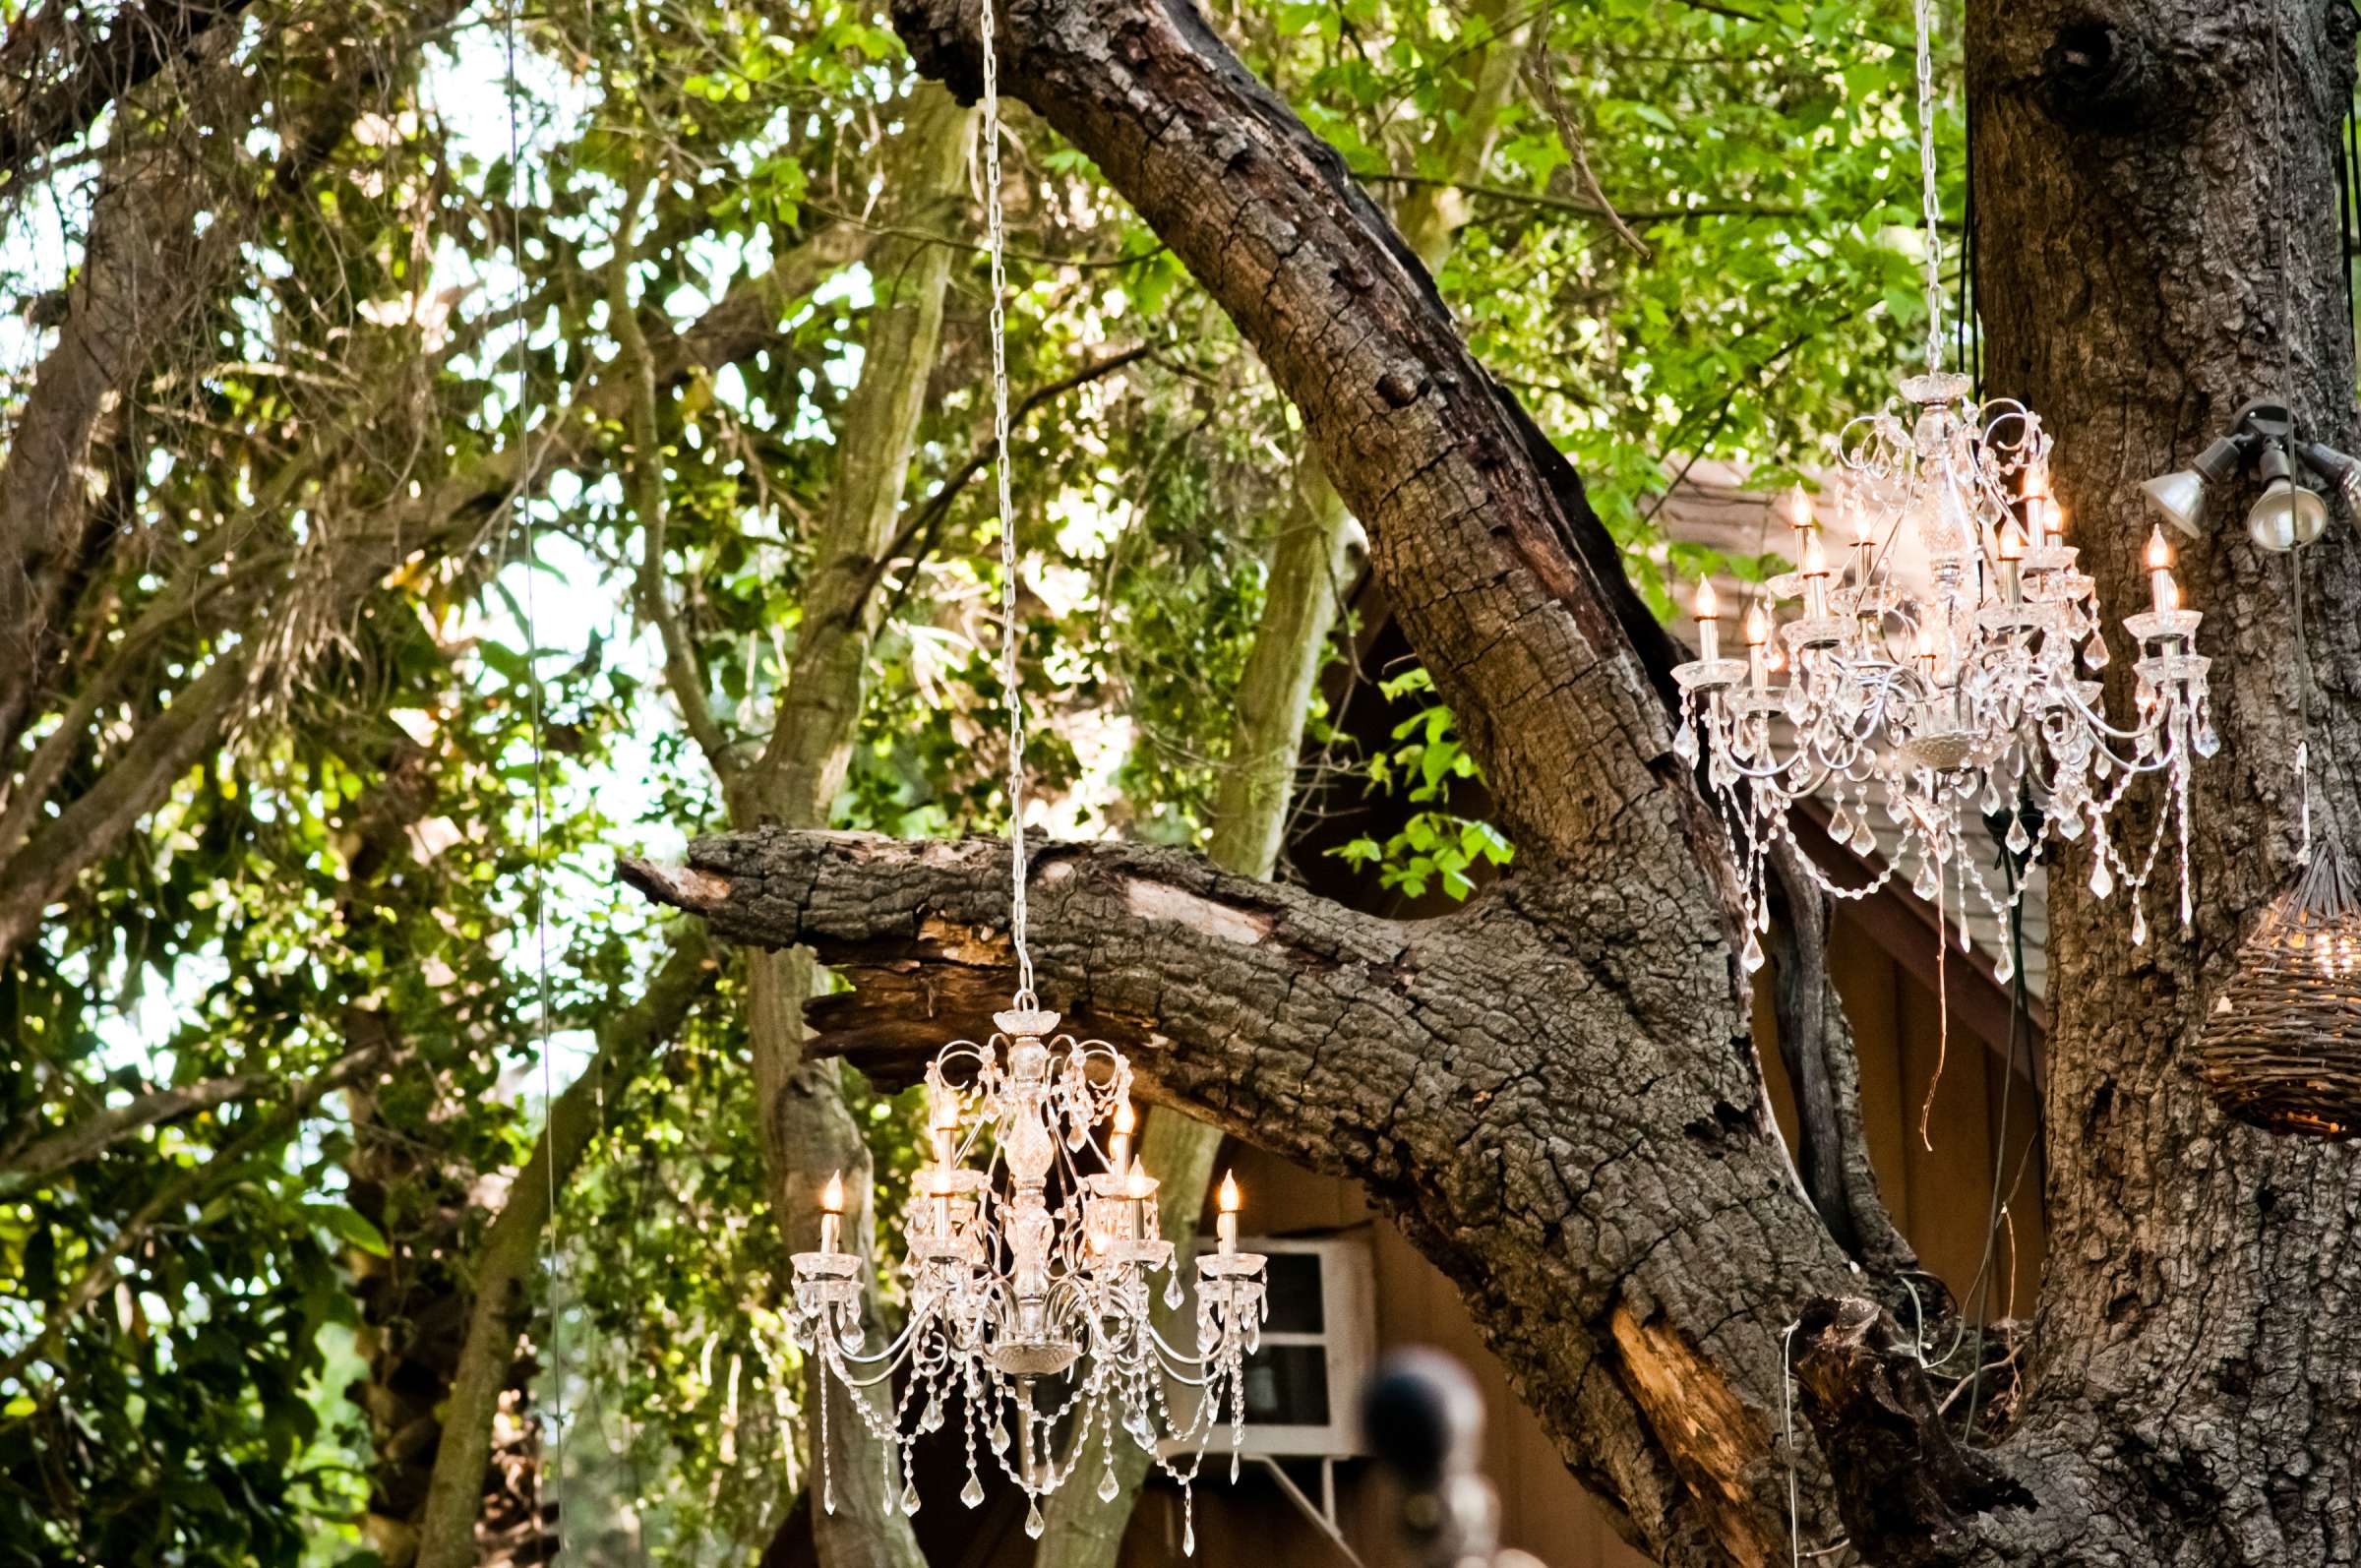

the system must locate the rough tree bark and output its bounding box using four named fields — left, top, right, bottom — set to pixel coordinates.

left=625, top=1, right=2361, bottom=1565
left=1036, top=13, right=1512, bottom=1557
